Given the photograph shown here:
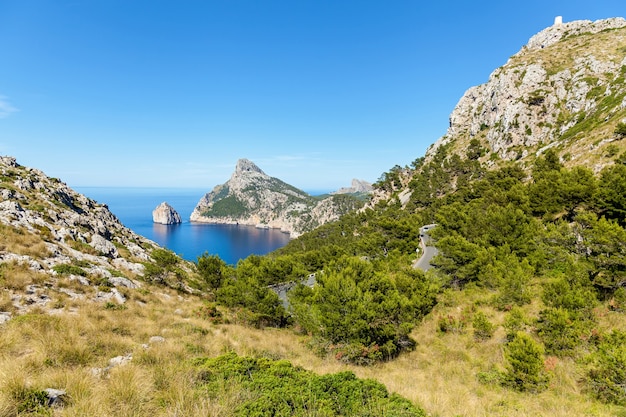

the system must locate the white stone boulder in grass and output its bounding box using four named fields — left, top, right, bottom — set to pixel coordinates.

left=152, top=202, right=182, bottom=225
